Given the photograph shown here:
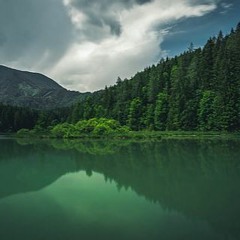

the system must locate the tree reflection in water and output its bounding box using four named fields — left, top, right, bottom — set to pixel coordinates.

left=0, top=138, right=240, bottom=239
